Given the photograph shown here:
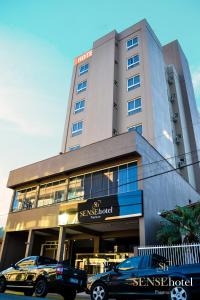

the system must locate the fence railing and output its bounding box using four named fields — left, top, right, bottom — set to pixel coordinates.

left=138, top=244, right=200, bottom=266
